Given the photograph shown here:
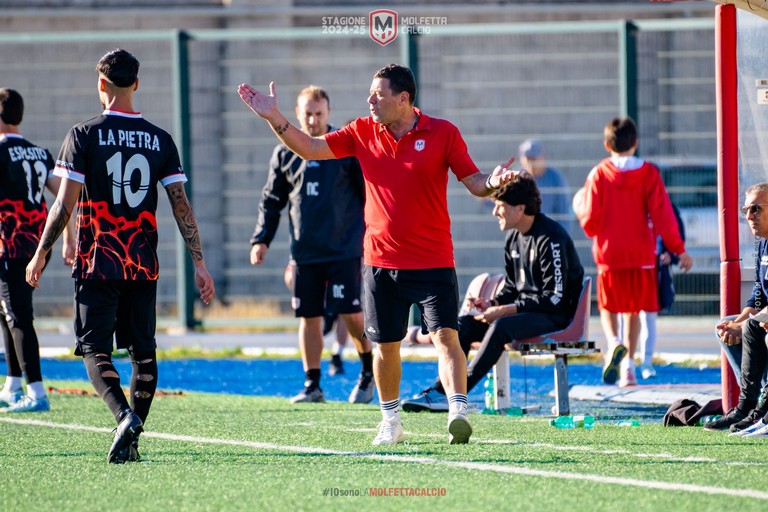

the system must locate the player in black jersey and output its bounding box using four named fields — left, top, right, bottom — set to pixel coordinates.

left=250, top=86, right=373, bottom=404
left=0, top=88, right=75, bottom=413
left=26, top=49, right=215, bottom=463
